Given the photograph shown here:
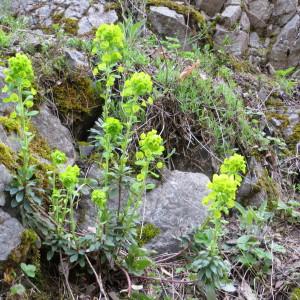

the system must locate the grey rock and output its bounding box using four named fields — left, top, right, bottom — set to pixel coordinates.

left=142, top=170, right=209, bottom=253
left=269, top=14, right=300, bottom=69
left=249, top=32, right=262, bottom=49
left=292, top=68, right=300, bottom=79
left=0, top=67, right=16, bottom=114
left=272, top=0, right=298, bottom=27
left=240, top=12, right=250, bottom=32
left=87, top=4, right=118, bottom=31
left=198, top=0, right=226, bottom=16
left=32, top=104, right=76, bottom=165
left=0, top=125, right=21, bottom=153
left=214, top=25, right=249, bottom=57
left=225, top=0, right=241, bottom=6
left=266, top=63, right=276, bottom=75
left=65, top=48, right=89, bottom=70
left=221, top=5, right=242, bottom=28
left=246, top=0, right=273, bottom=33
left=0, top=165, right=12, bottom=207
left=64, top=0, right=89, bottom=19
left=78, top=16, right=93, bottom=35
left=148, top=6, right=192, bottom=49
left=78, top=143, right=94, bottom=158
left=0, top=209, right=24, bottom=262
left=238, top=158, right=268, bottom=207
